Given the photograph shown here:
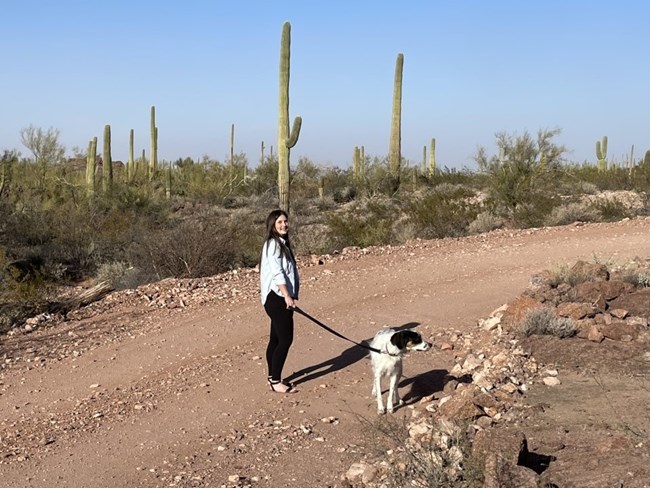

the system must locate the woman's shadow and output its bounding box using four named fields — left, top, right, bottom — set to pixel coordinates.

left=285, top=322, right=420, bottom=386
